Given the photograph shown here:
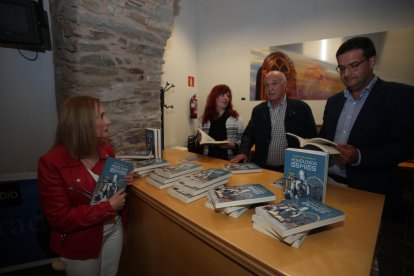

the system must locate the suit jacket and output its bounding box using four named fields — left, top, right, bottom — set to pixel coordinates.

left=239, top=98, right=317, bottom=169
left=319, top=78, right=414, bottom=194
